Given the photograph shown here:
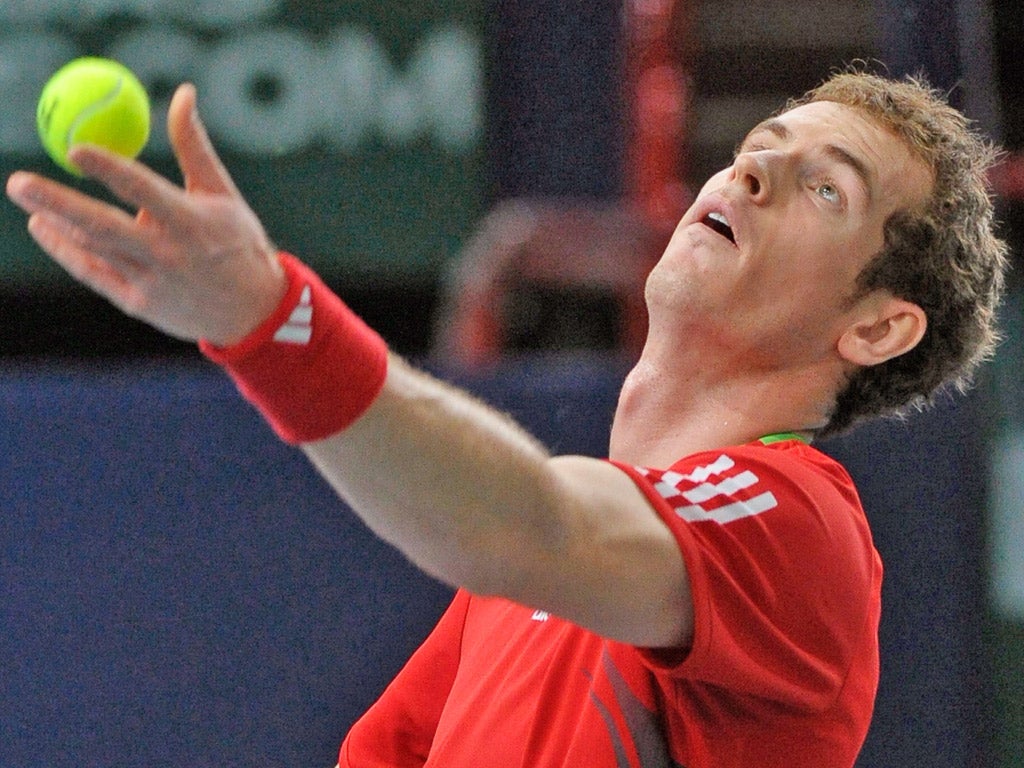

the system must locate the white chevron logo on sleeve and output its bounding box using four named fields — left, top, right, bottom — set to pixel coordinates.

left=273, top=285, right=313, bottom=344
left=673, top=491, right=779, bottom=524
left=643, top=455, right=779, bottom=525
